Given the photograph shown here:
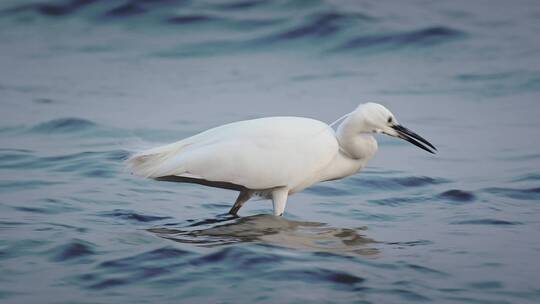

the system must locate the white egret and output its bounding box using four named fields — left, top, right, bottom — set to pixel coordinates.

left=127, top=102, right=436, bottom=216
